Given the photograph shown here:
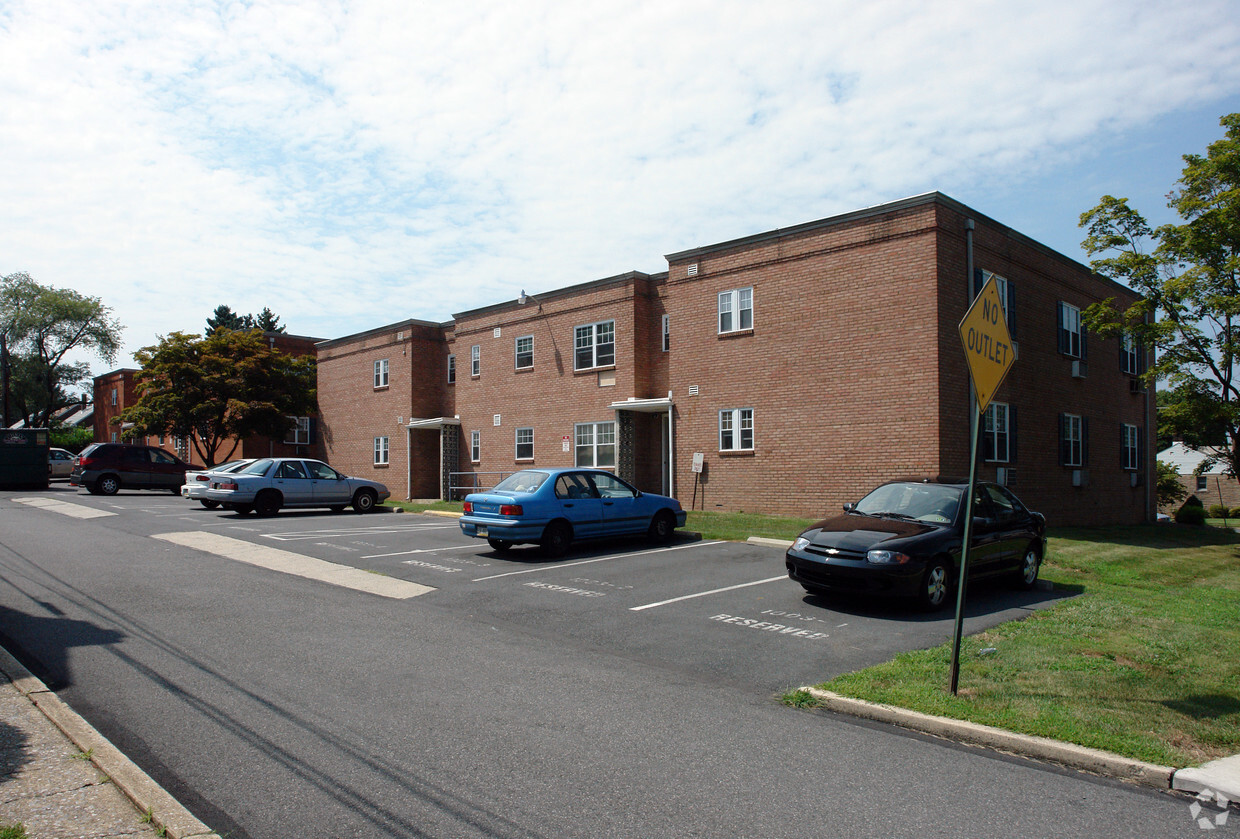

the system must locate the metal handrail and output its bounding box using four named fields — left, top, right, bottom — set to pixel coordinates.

left=448, top=471, right=516, bottom=500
